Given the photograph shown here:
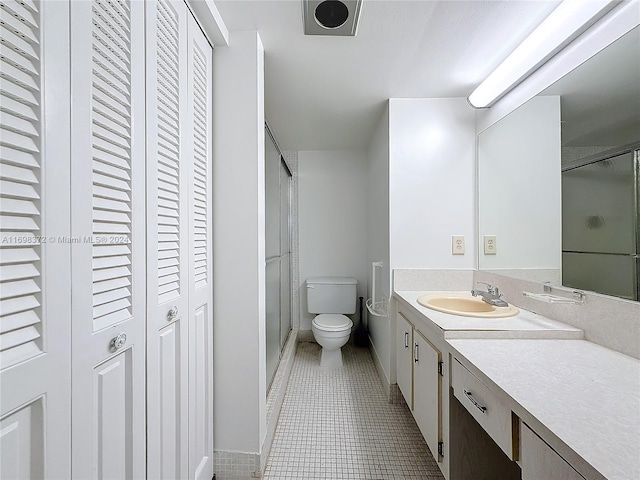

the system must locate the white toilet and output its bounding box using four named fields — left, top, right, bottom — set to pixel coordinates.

left=306, top=277, right=357, bottom=367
